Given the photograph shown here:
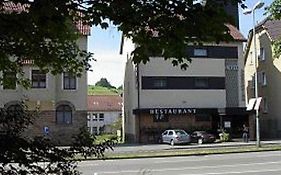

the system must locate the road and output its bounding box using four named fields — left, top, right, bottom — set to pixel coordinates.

left=78, top=151, right=281, bottom=175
